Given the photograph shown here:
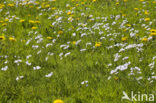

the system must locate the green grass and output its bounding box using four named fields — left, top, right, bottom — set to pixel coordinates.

left=0, top=0, right=156, bottom=102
